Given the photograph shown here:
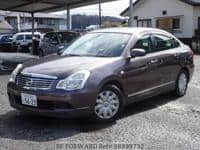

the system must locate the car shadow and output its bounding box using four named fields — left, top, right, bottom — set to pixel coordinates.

left=122, top=92, right=178, bottom=119
left=0, top=92, right=178, bottom=142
